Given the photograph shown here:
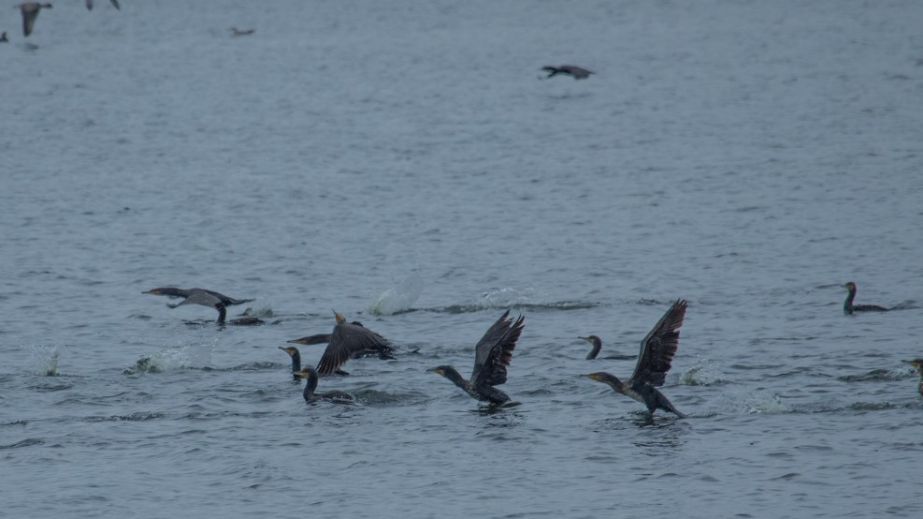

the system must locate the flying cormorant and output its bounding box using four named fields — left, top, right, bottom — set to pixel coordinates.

left=143, top=287, right=260, bottom=325
left=586, top=299, right=688, bottom=418
left=430, top=311, right=525, bottom=406
left=541, top=65, right=593, bottom=80
left=17, top=3, right=52, bottom=37
left=287, top=312, right=393, bottom=376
